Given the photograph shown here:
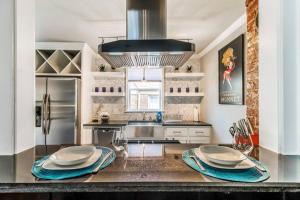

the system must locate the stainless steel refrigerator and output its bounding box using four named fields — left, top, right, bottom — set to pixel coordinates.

left=35, top=77, right=81, bottom=145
